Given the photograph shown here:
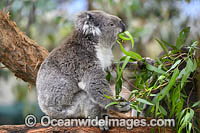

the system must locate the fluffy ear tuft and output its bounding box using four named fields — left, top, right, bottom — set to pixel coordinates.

left=86, top=13, right=93, bottom=20
left=75, top=12, right=101, bottom=36
left=82, top=21, right=101, bottom=36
